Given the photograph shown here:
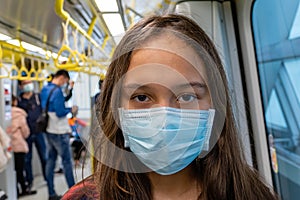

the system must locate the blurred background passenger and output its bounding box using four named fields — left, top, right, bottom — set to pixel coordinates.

left=18, top=79, right=48, bottom=192
left=91, top=79, right=103, bottom=107
left=68, top=105, right=87, bottom=167
left=7, top=95, right=36, bottom=197
left=40, top=69, right=76, bottom=200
